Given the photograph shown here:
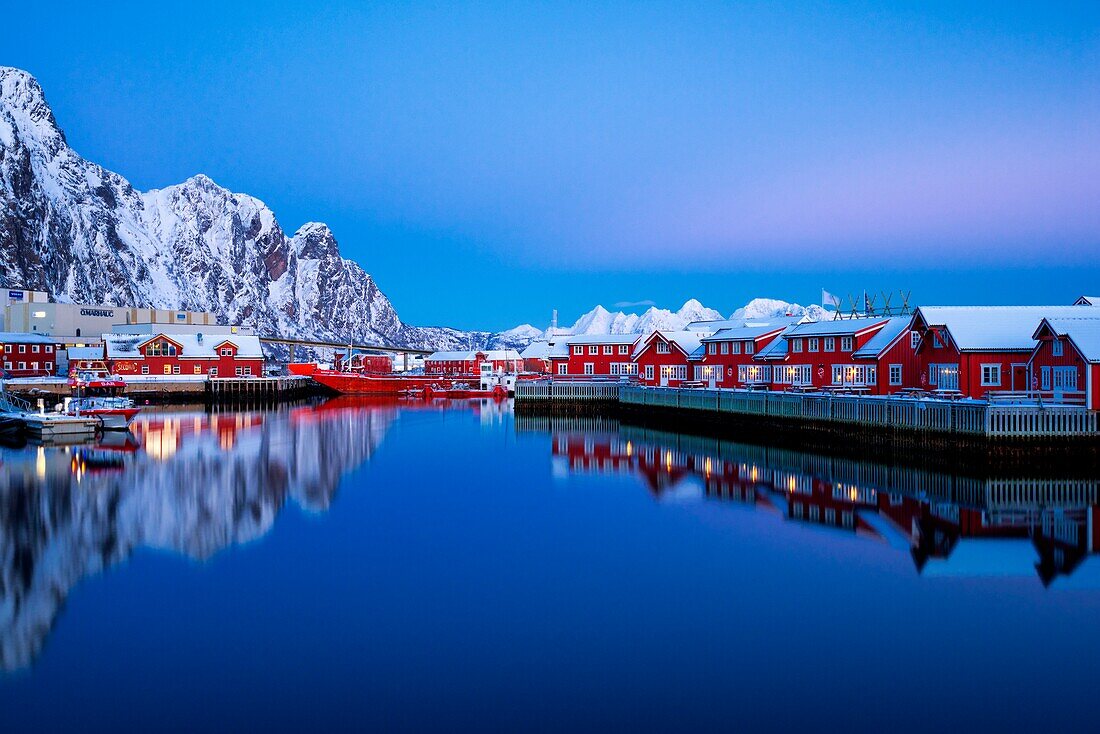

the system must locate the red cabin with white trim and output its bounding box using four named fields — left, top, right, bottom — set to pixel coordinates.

left=633, top=331, right=703, bottom=387
left=1028, top=316, right=1100, bottom=409
left=0, top=332, right=58, bottom=377
left=695, top=324, right=790, bottom=388
left=104, top=332, right=264, bottom=378
left=774, top=317, right=890, bottom=391
left=549, top=335, right=639, bottom=378
left=424, top=349, right=522, bottom=376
